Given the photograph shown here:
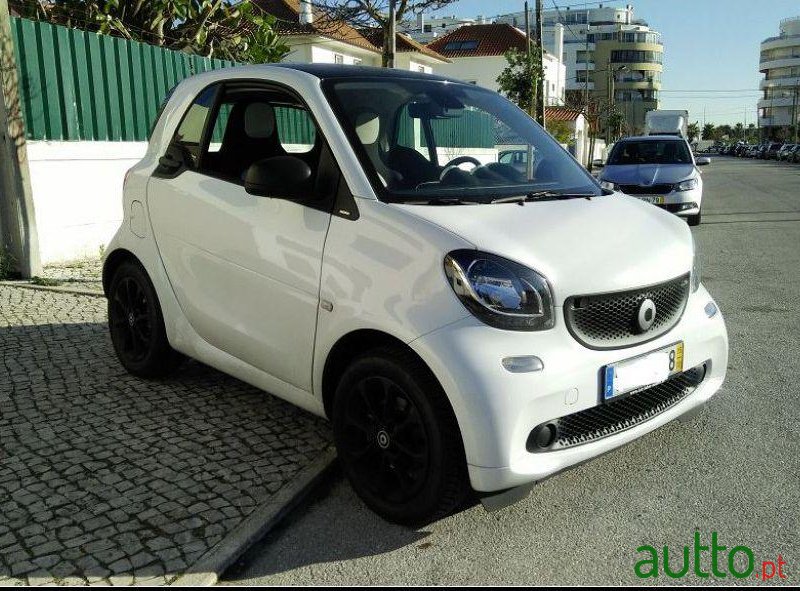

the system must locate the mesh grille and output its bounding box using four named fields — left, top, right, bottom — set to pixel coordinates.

left=565, top=274, right=690, bottom=350
left=532, top=364, right=706, bottom=452
left=619, top=183, right=674, bottom=195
